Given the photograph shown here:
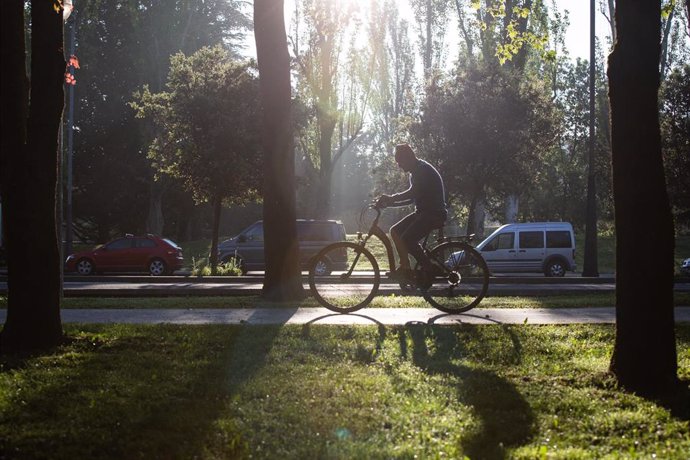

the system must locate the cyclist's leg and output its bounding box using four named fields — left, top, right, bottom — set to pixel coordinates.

left=403, top=212, right=445, bottom=272
left=390, top=213, right=417, bottom=270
